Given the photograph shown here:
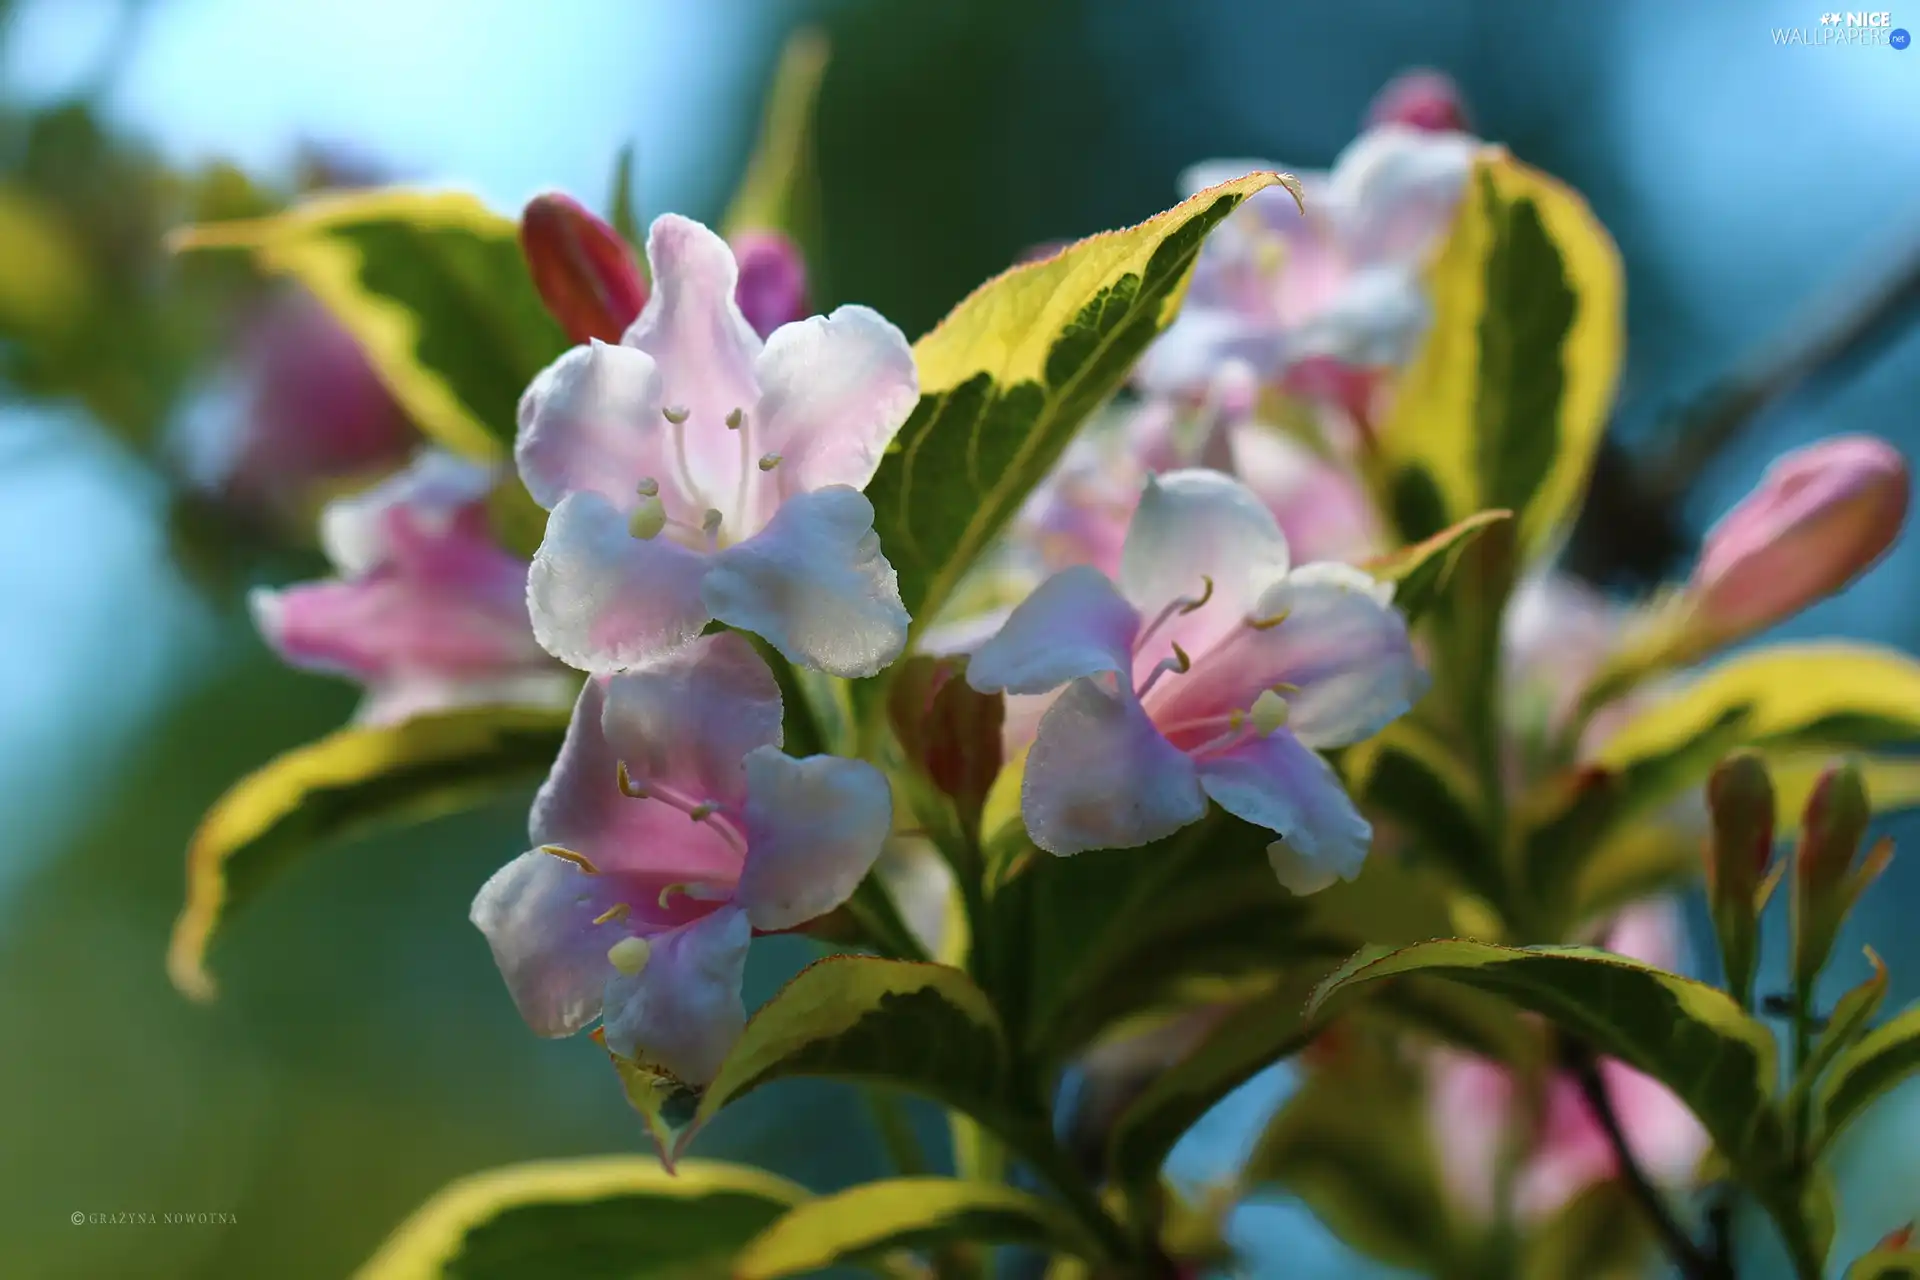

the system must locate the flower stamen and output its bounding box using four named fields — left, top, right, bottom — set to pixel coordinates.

left=592, top=902, right=632, bottom=926
left=1247, top=609, right=1291, bottom=632
left=1135, top=576, right=1217, bottom=653
left=1136, top=640, right=1192, bottom=698
left=540, top=845, right=600, bottom=875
